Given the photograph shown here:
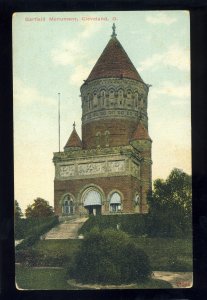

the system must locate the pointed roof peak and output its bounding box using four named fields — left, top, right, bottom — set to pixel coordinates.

left=64, top=123, right=82, bottom=149
left=85, top=26, right=144, bottom=83
left=131, top=122, right=151, bottom=141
